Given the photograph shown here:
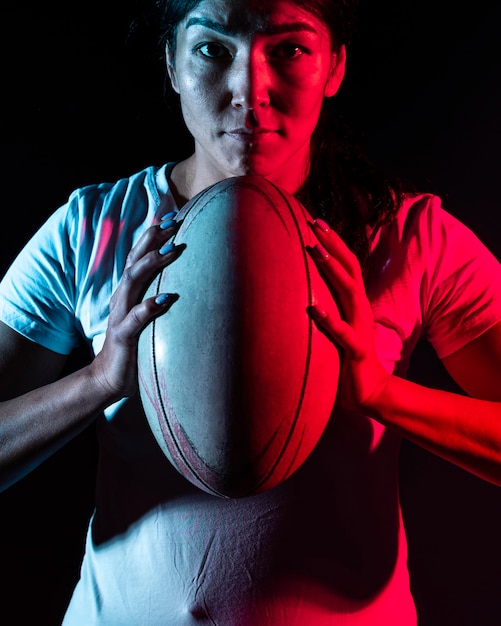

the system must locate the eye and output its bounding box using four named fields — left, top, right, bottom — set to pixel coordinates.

left=196, top=42, right=230, bottom=59
left=270, top=43, right=306, bottom=60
